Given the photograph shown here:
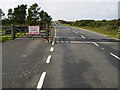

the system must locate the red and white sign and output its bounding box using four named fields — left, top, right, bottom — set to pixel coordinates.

left=28, top=26, right=40, bottom=35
